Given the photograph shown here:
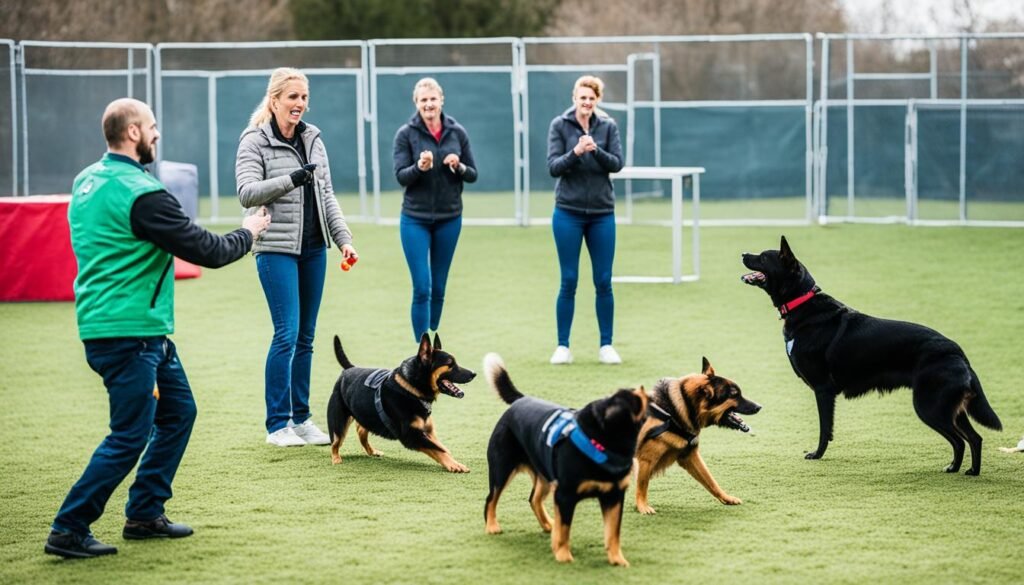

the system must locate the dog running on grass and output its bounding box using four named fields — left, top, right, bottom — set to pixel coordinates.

left=326, top=333, right=475, bottom=472
left=741, top=236, right=1002, bottom=475
left=634, top=357, right=761, bottom=514
left=482, top=353, right=648, bottom=566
